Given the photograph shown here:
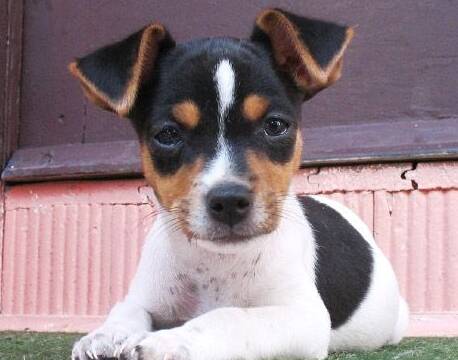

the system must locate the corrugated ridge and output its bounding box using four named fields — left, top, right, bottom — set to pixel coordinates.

left=1, top=188, right=457, bottom=320
left=2, top=203, right=153, bottom=316
left=374, top=190, right=458, bottom=313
